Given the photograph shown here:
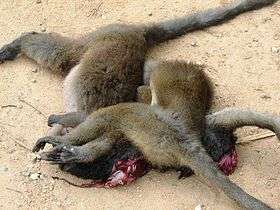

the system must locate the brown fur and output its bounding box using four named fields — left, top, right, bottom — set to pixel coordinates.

left=0, top=0, right=277, bottom=115
left=34, top=61, right=276, bottom=210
